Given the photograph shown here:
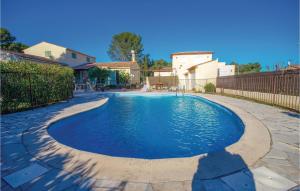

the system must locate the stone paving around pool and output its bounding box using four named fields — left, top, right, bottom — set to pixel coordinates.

left=1, top=93, right=299, bottom=191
